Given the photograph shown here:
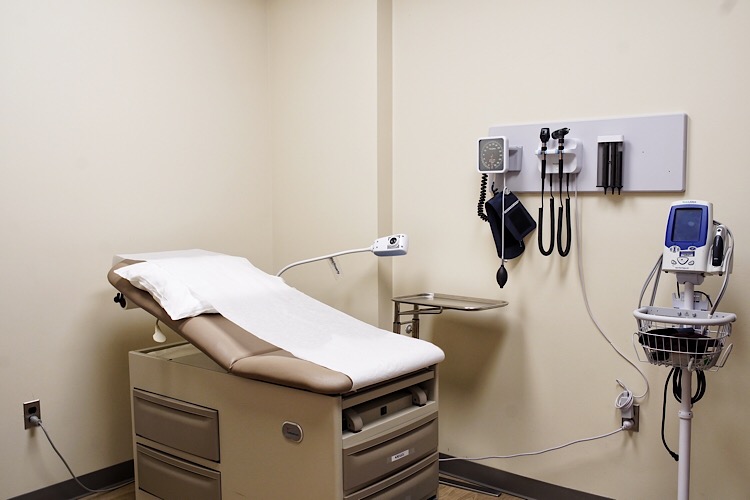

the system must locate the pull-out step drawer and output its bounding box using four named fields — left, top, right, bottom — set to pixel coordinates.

left=345, top=453, right=438, bottom=500
left=343, top=417, right=438, bottom=494
left=137, top=444, right=221, bottom=500
left=133, top=388, right=220, bottom=462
